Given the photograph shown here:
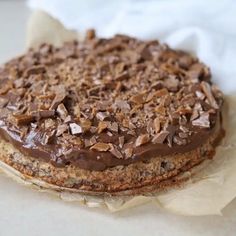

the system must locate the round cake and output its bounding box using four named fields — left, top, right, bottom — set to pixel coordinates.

left=0, top=31, right=224, bottom=195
